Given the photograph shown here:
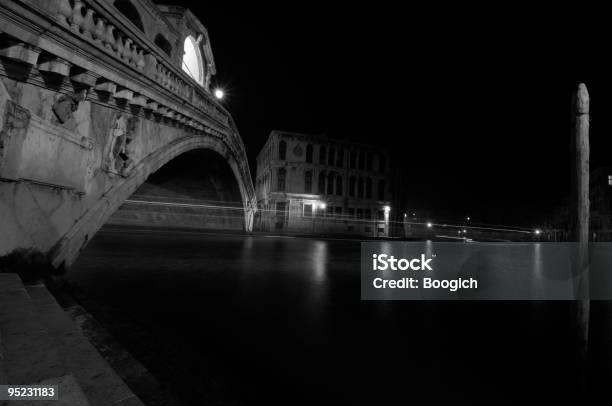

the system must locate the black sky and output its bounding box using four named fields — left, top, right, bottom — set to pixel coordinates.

left=165, top=3, right=612, bottom=226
